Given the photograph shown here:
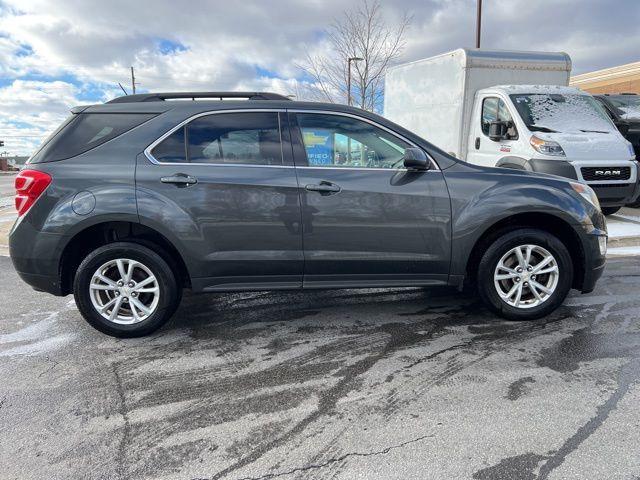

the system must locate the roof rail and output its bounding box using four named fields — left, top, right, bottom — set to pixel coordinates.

left=106, top=91, right=292, bottom=104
